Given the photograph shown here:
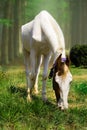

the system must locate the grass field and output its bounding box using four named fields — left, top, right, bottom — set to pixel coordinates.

left=0, top=66, right=87, bottom=130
